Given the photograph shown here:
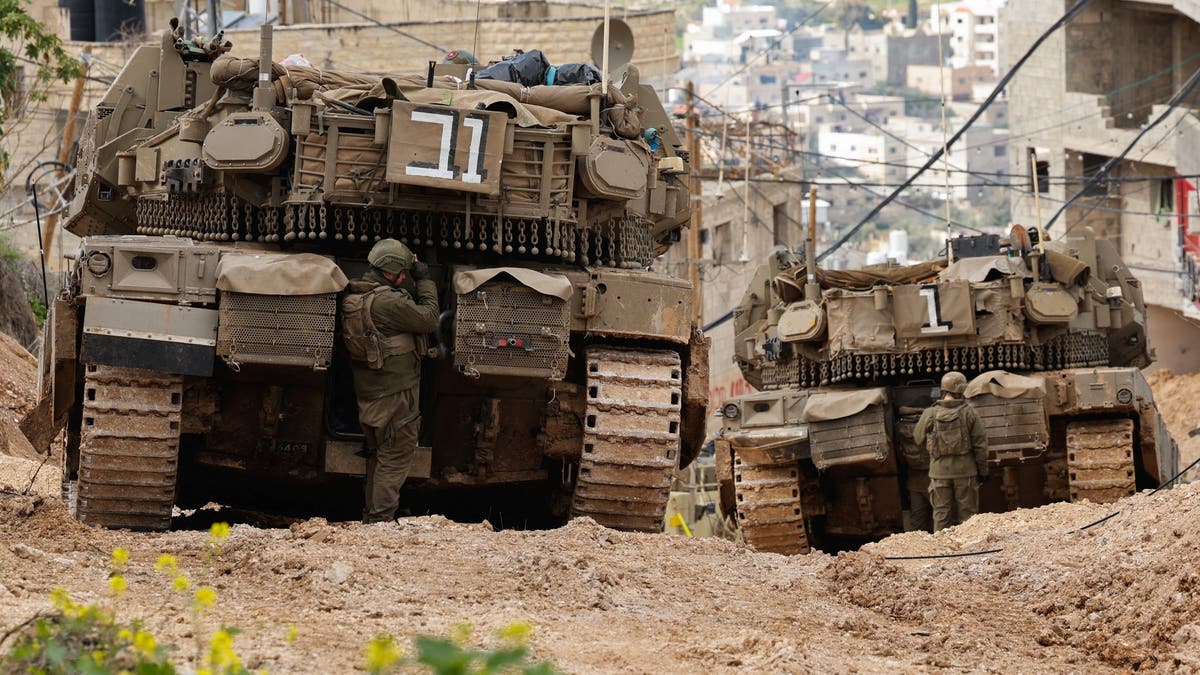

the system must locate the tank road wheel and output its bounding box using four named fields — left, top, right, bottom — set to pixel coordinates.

left=77, top=364, right=183, bottom=530
left=731, top=446, right=810, bottom=555
left=571, top=347, right=682, bottom=532
left=1066, top=418, right=1136, bottom=504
